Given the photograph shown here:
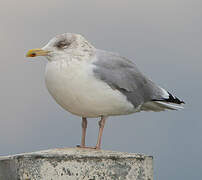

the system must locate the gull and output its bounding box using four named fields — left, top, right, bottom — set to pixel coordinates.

left=26, top=33, right=184, bottom=149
